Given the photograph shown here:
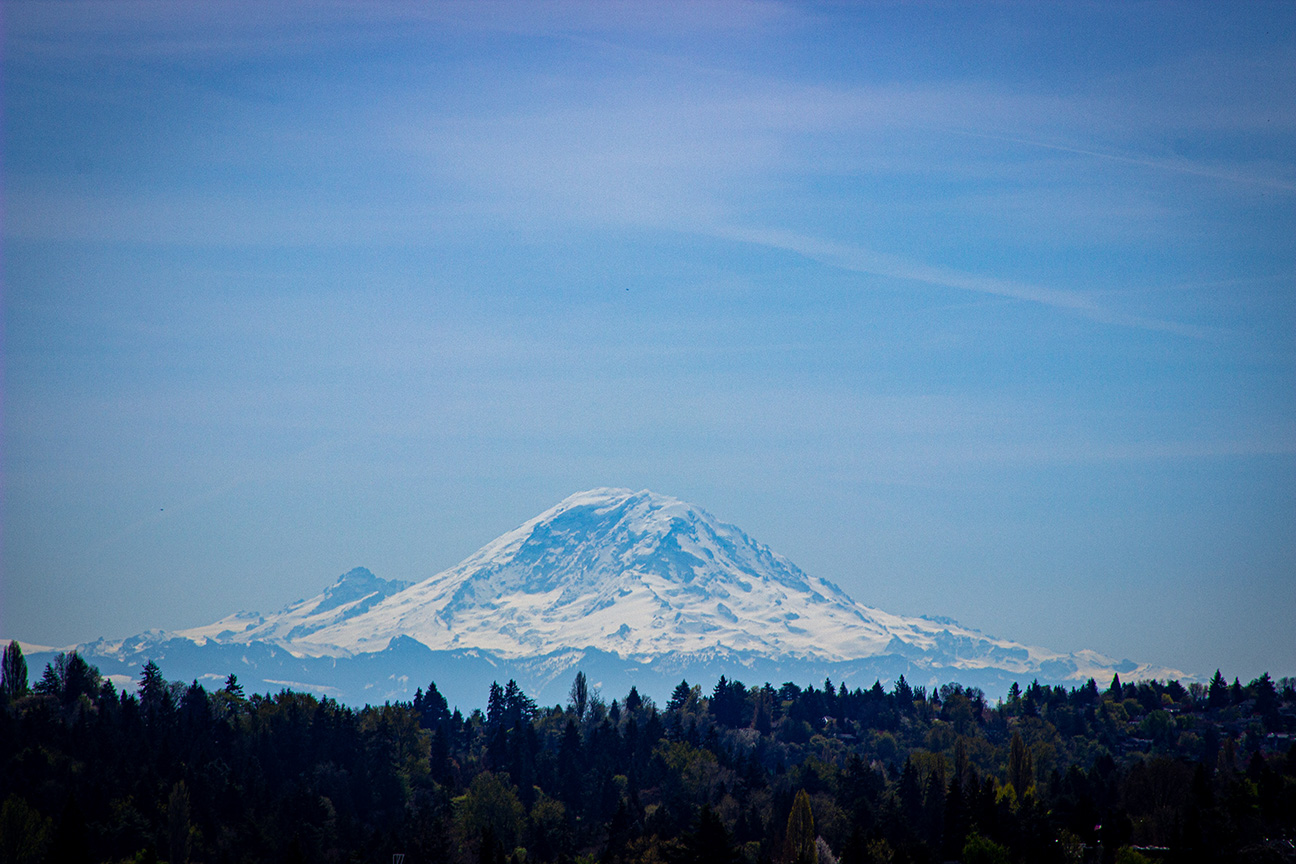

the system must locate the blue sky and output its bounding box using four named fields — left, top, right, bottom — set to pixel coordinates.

left=3, top=1, right=1294, bottom=681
